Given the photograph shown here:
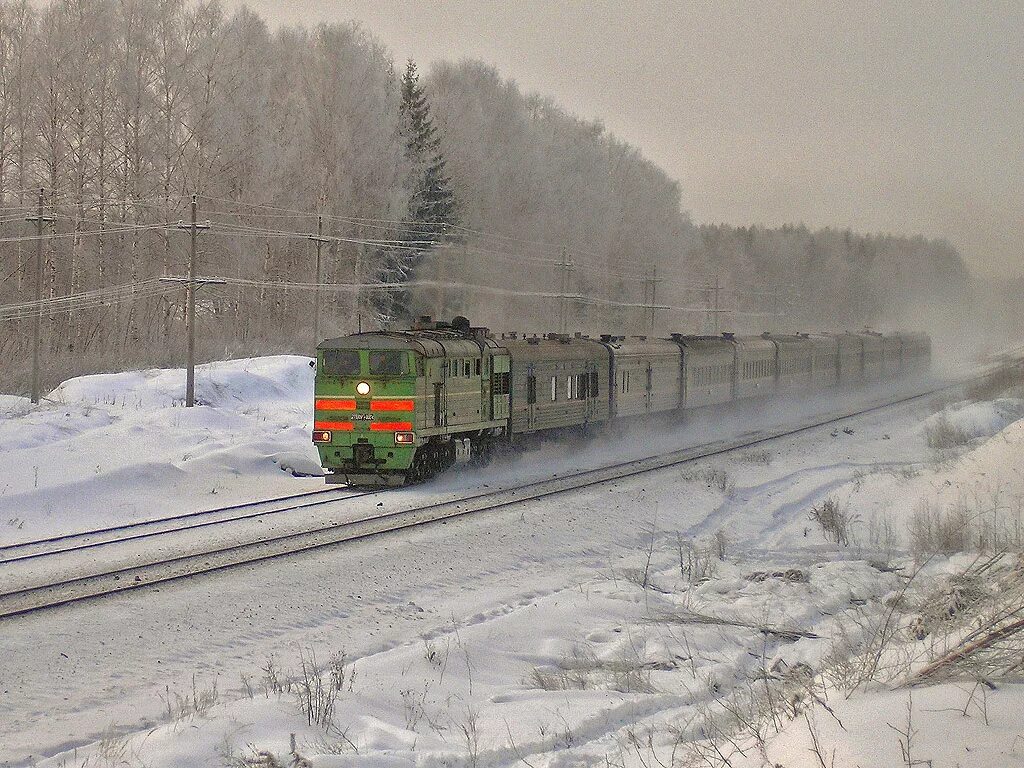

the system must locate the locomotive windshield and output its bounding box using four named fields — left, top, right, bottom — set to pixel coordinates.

left=322, top=349, right=361, bottom=376
left=368, top=350, right=408, bottom=376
